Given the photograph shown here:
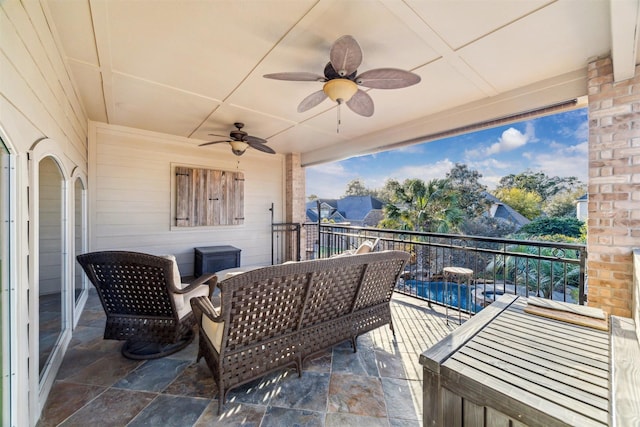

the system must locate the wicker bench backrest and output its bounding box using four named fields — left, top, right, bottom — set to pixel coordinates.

left=301, top=263, right=365, bottom=328
left=354, top=256, right=407, bottom=311
left=218, top=270, right=309, bottom=352
left=216, top=250, right=410, bottom=354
